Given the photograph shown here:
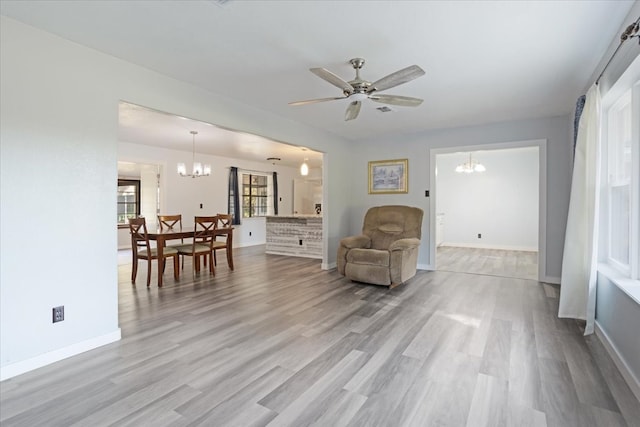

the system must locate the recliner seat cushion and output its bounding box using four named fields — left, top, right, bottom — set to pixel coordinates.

left=346, top=248, right=389, bottom=267
left=345, top=263, right=391, bottom=286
